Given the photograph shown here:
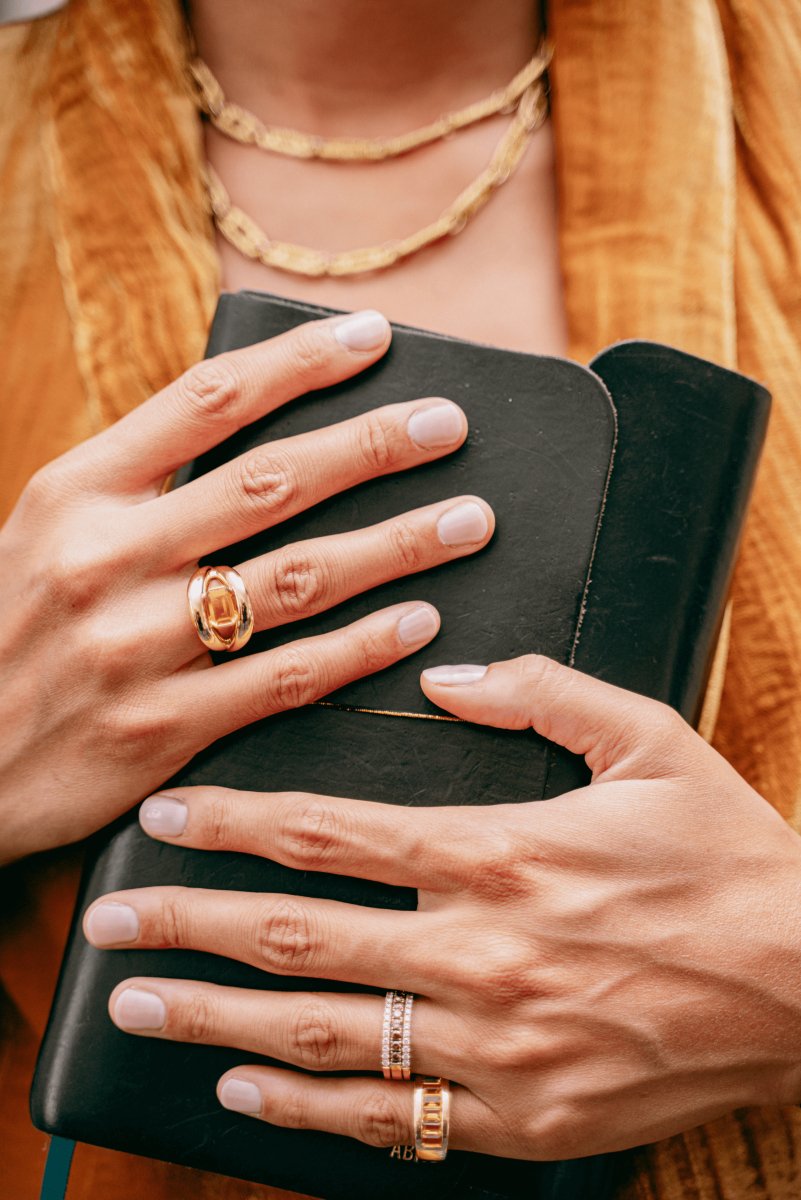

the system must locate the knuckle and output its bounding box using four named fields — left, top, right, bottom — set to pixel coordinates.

left=468, top=835, right=531, bottom=902
left=177, top=356, right=243, bottom=422
left=514, top=655, right=572, bottom=743
left=159, top=890, right=192, bottom=949
left=649, top=701, right=688, bottom=745
left=518, top=653, right=565, bottom=694
left=176, top=990, right=218, bottom=1043
left=356, top=412, right=398, bottom=473
left=48, top=556, right=99, bottom=614
left=626, top=700, right=693, bottom=777
left=281, top=801, right=342, bottom=871
left=470, top=937, right=535, bottom=1007
left=273, top=1090, right=310, bottom=1130
left=43, top=542, right=118, bottom=613
left=98, top=700, right=186, bottom=766
left=354, top=627, right=391, bottom=677
left=254, top=898, right=317, bottom=975
left=288, top=326, right=331, bottom=376
left=91, top=637, right=131, bottom=691
left=271, top=552, right=328, bottom=617
left=23, top=462, right=64, bottom=510
left=485, top=1027, right=547, bottom=1072
left=263, top=647, right=321, bottom=712
left=200, top=793, right=235, bottom=852
left=530, top=1102, right=583, bottom=1160
left=387, top=519, right=425, bottom=573
left=236, top=450, right=296, bottom=517
left=355, top=1093, right=406, bottom=1148
left=287, top=998, right=340, bottom=1068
